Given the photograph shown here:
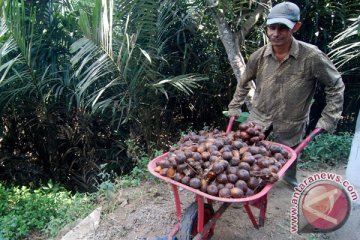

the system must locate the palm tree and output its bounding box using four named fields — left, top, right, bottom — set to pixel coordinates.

left=69, top=0, right=208, bottom=147
left=0, top=0, right=118, bottom=191
left=328, top=15, right=360, bottom=121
